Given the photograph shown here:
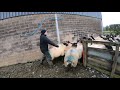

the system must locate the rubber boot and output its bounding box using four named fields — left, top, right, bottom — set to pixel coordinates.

left=47, top=60, right=54, bottom=68
left=40, top=56, right=46, bottom=65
